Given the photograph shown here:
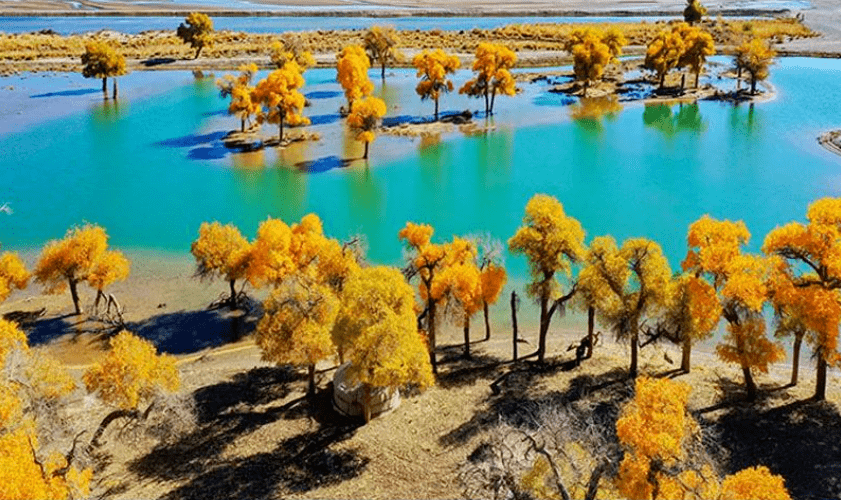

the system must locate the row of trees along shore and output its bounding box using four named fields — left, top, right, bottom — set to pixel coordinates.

left=5, top=195, right=834, bottom=498
left=3, top=195, right=841, bottom=404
